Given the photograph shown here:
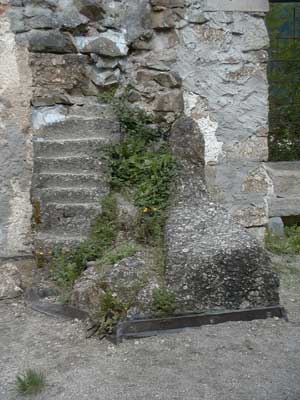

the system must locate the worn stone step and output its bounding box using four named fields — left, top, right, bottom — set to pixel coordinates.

left=265, top=162, right=300, bottom=198
left=36, top=187, right=104, bottom=203
left=33, top=138, right=110, bottom=158
left=34, top=172, right=105, bottom=189
left=35, top=232, right=87, bottom=253
left=268, top=196, right=300, bottom=217
left=34, top=117, right=120, bottom=141
left=34, top=156, right=104, bottom=174
left=36, top=202, right=101, bottom=234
